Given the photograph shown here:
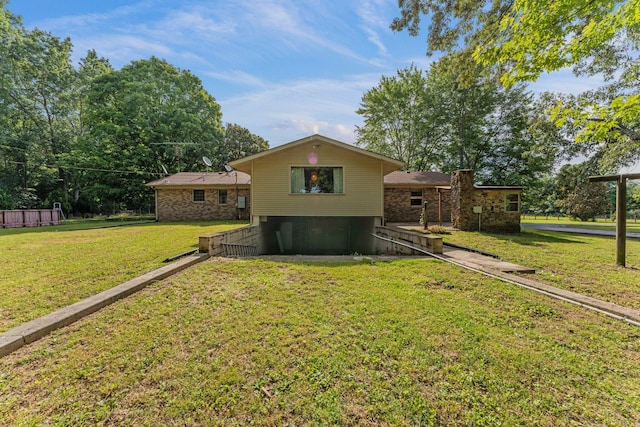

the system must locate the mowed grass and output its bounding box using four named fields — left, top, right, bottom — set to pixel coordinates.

left=0, top=221, right=247, bottom=333
left=442, top=228, right=640, bottom=310
left=521, top=216, right=640, bottom=233
left=1, top=258, right=639, bottom=425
